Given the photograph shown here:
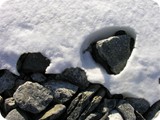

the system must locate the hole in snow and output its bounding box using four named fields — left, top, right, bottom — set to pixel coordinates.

left=80, top=26, right=136, bottom=75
